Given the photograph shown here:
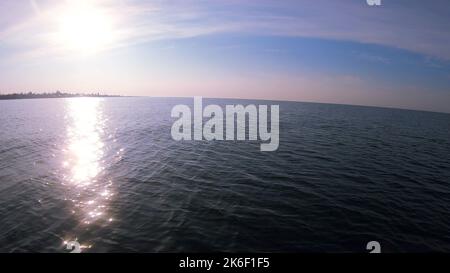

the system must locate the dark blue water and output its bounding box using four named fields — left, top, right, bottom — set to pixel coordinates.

left=0, top=97, right=449, bottom=252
